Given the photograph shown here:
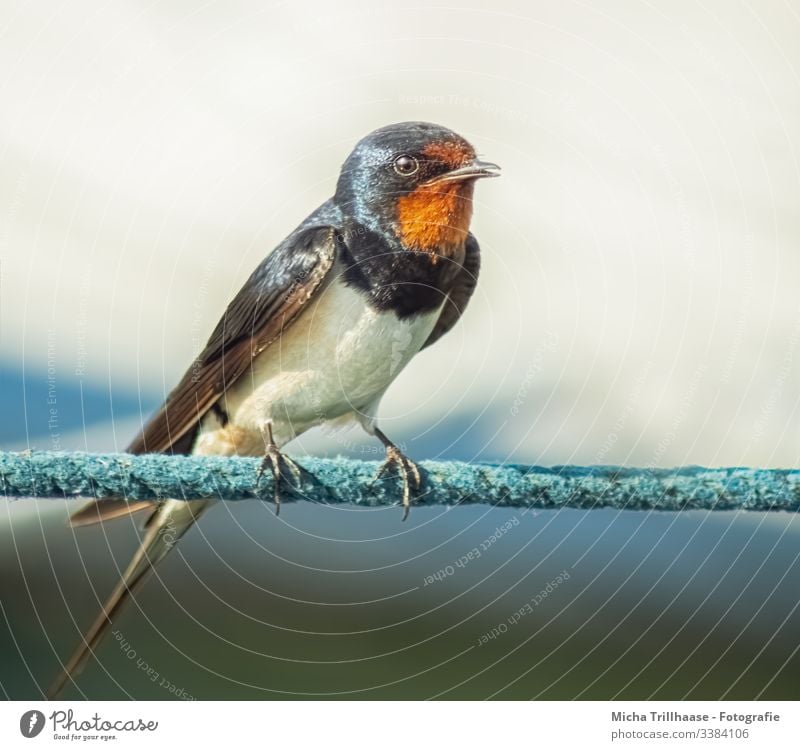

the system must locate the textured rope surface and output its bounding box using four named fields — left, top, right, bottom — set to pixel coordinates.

left=1, top=450, right=798, bottom=511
